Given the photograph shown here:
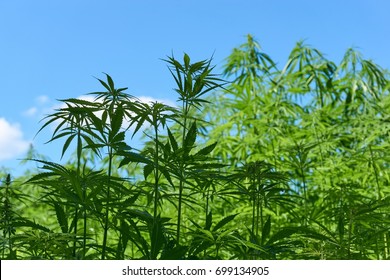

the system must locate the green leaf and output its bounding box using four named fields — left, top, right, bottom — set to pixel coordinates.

left=127, top=219, right=150, bottom=258
left=213, top=214, right=238, bottom=232
left=143, top=164, right=154, bottom=180
left=150, top=217, right=166, bottom=260
left=205, top=211, right=212, bottom=230
left=112, top=131, right=126, bottom=145
left=123, top=193, right=140, bottom=206
left=261, top=216, right=271, bottom=245
left=184, top=53, right=190, bottom=68
left=167, top=128, right=178, bottom=151
left=338, top=215, right=345, bottom=240
left=119, top=152, right=152, bottom=167
left=59, top=134, right=76, bottom=159
left=54, top=202, right=68, bottom=233
left=110, top=106, right=124, bottom=137
left=12, top=219, right=51, bottom=232
left=184, top=121, right=197, bottom=152
left=195, top=142, right=217, bottom=156
left=267, top=227, right=298, bottom=245
left=105, top=73, right=115, bottom=91
left=97, top=78, right=111, bottom=92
